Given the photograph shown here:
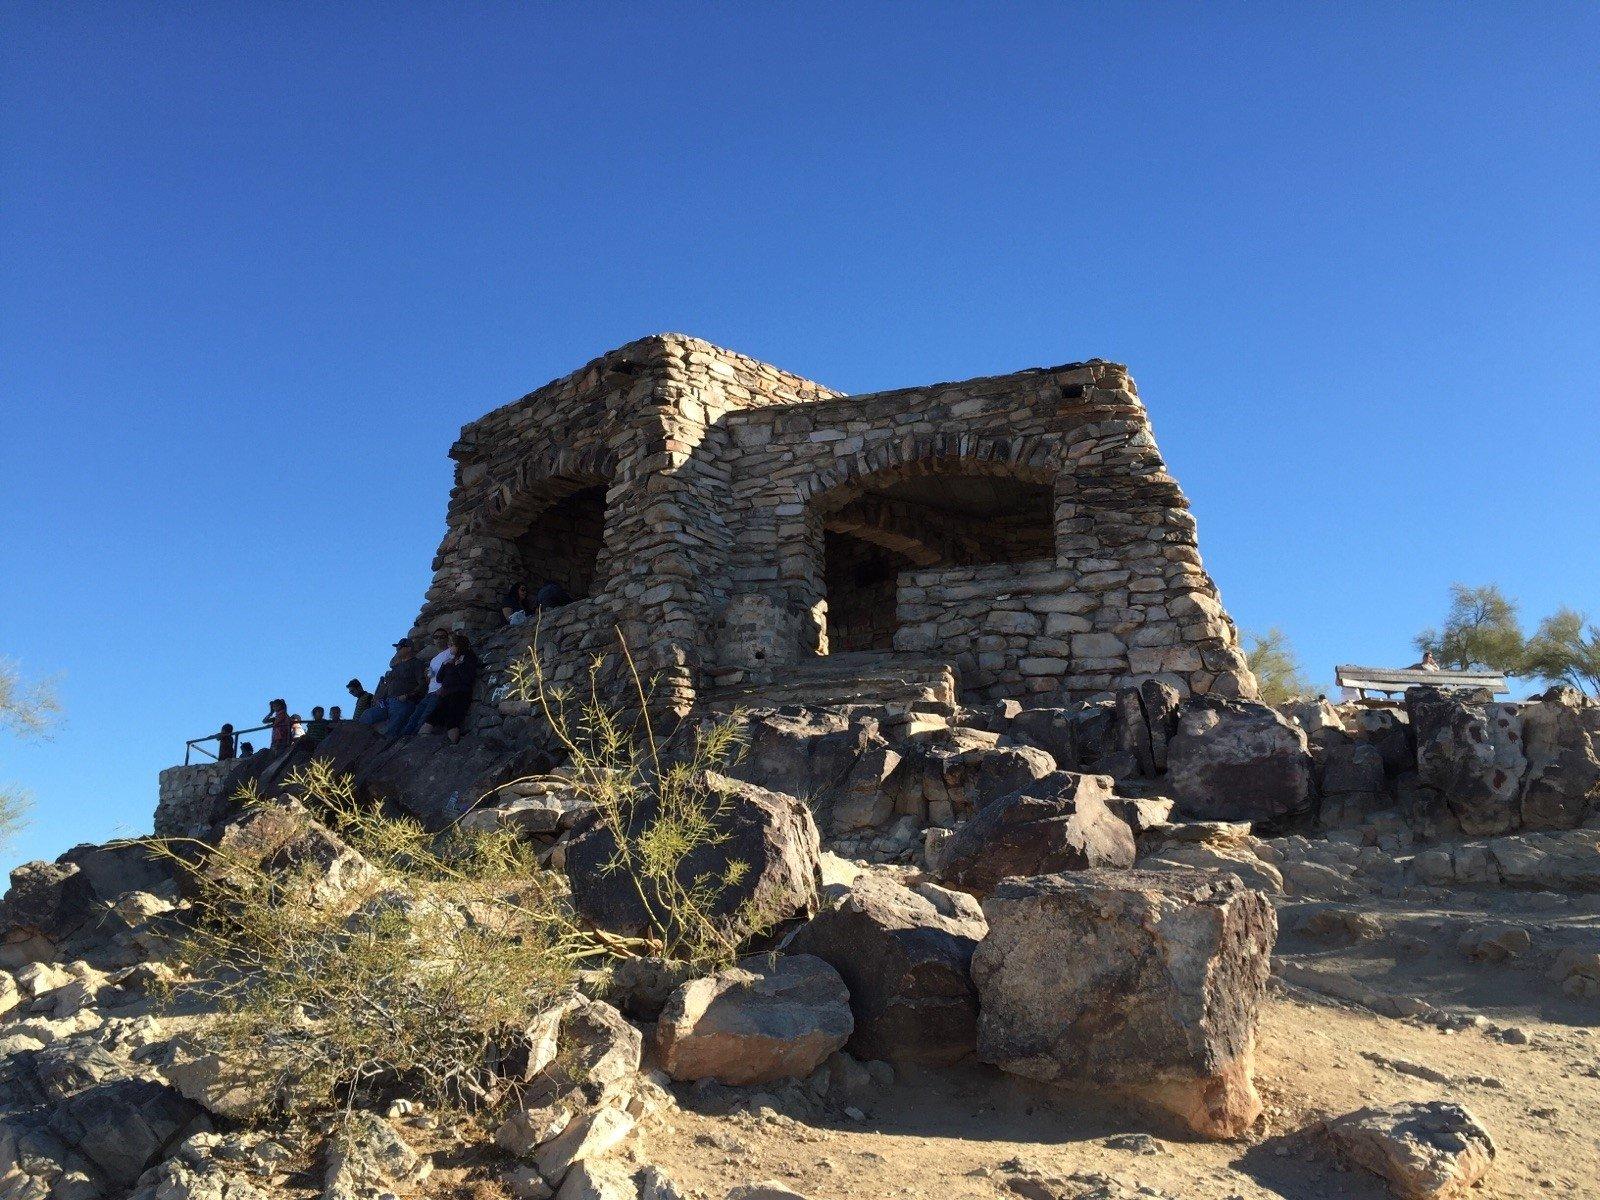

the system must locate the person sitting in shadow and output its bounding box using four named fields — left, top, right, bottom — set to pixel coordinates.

left=425, top=632, right=480, bottom=745
left=503, top=581, right=533, bottom=625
